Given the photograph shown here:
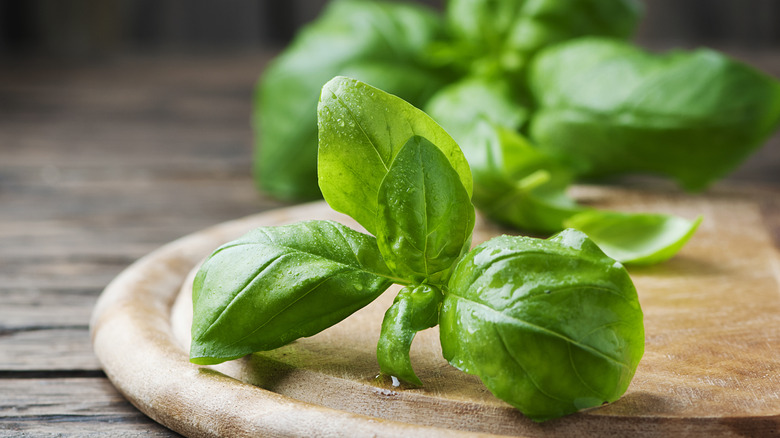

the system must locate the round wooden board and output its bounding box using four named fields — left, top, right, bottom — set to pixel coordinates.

left=91, top=188, right=780, bottom=437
